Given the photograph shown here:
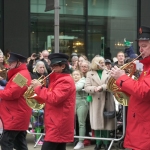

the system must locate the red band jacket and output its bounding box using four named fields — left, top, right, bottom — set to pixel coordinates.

left=34, top=72, right=76, bottom=143
left=116, top=56, right=150, bottom=150
left=0, top=64, right=32, bottom=130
